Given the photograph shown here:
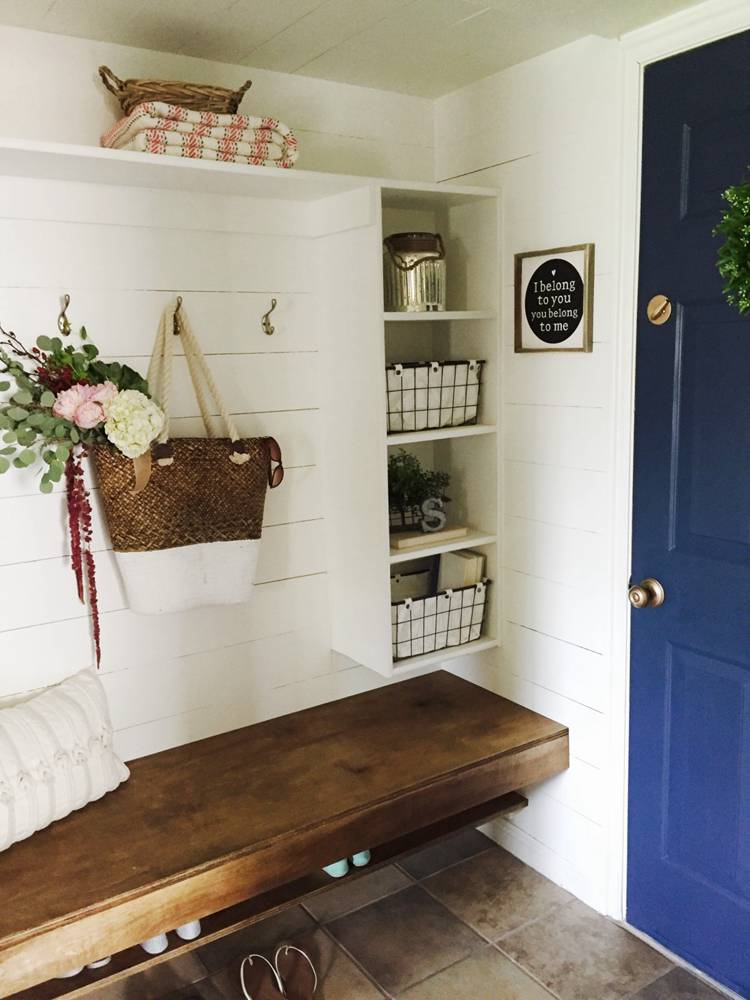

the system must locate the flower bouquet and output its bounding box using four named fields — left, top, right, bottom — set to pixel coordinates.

left=0, top=320, right=165, bottom=664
